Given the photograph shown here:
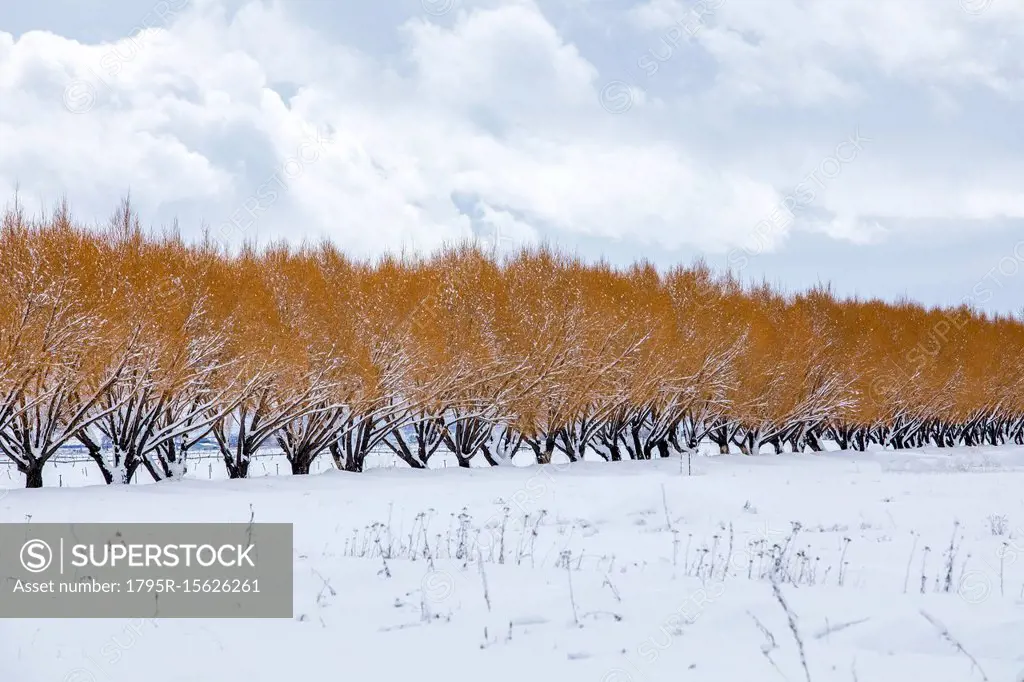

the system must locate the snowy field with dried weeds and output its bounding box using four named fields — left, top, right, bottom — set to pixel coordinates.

left=2, top=447, right=1024, bottom=682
